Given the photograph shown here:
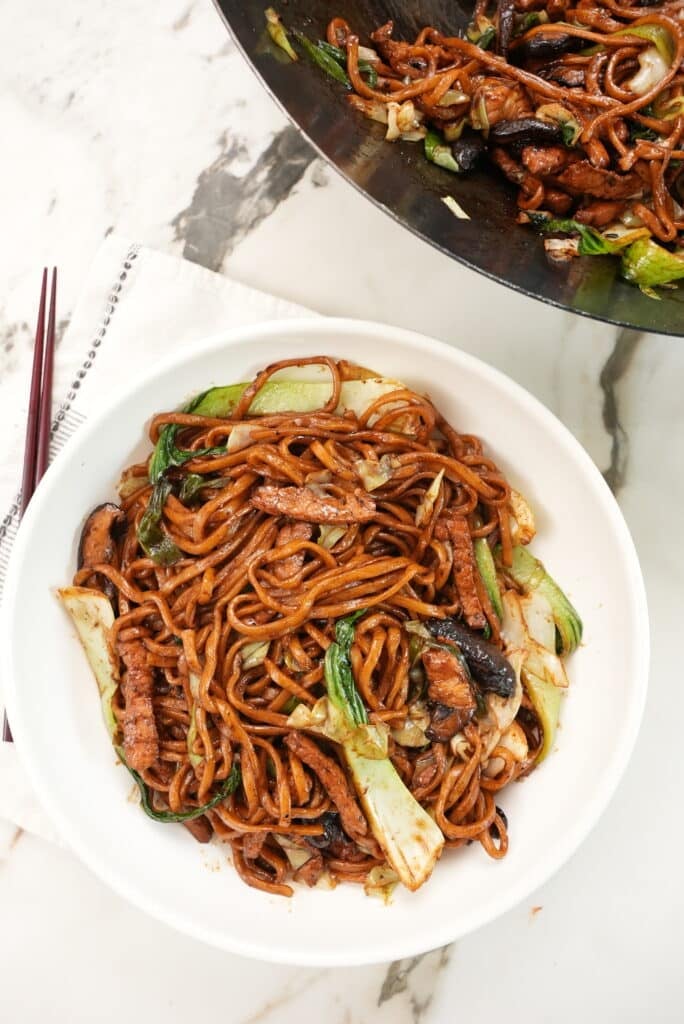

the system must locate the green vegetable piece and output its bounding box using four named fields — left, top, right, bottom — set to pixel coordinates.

left=122, top=759, right=241, bottom=823
left=318, top=40, right=378, bottom=87
left=342, top=745, right=444, bottom=890
left=265, top=8, right=298, bottom=62
left=629, top=122, right=658, bottom=143
left=515, top=11, right=548, bottom=35
left=560, top=122, right=578, bottom=146
left=293, top=31, right=351, bottom=88
left=182, top=377, right=401, bottom=421
left=325, top=610, right=368, bottom=726
left=467, top=20, right=496, bottom=50
left=179, top=473, right=219, bottom=504
left=58, top=586, right=120, bottom=741
left=321, top=612, right=445, bottom=889
left=425, top=129, right=461, bottom=173
left=621, top=237, right=684, bottom=289
left=137, top=478, right=183, bottom=566
left=149, top=426, right=224, bottom=485
left=523, top=671, right=562, bottom=764
left=179, top=473, right=207, bottom=503
left=621, top=24, right=674, bottom=64
left=583, top=23, right=674, bottom=61
left=474, top=537, right=504, bottom=619
left=528, top=214, right=621, bottom=256
left=506, top=545, right=582, bottom=654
